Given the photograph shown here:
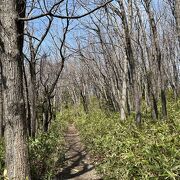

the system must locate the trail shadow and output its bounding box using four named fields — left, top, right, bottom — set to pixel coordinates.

left=54, top=147, right=95, bottom=180
left=54, top=132, right=97, bottom=179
